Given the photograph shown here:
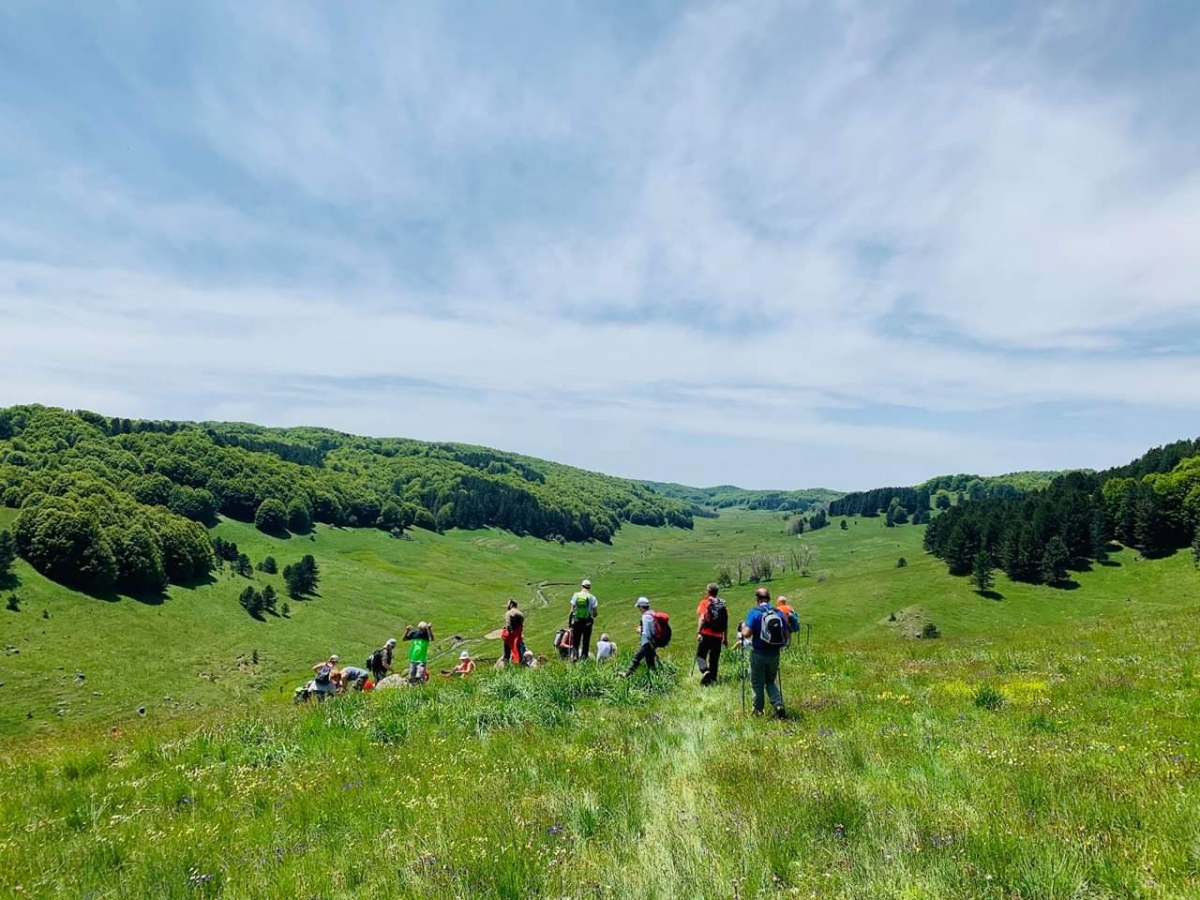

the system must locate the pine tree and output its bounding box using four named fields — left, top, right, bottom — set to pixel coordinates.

left=238, top=586, right=264, bottom=617
left=1133, top=490, right=1163, bottom=558
left=0, top=529, right=16, bottom=577
left=1191, top=524, right=1200, bottom=568
left=972, top=552, right=995, bottom=594
left=944, top=524, right=975, bottom=576
left=261, top=584, right=278, bottom=614
left=840, top=519, right=848, bottom=530
left=1041, top=536, right=1070, bottom=585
